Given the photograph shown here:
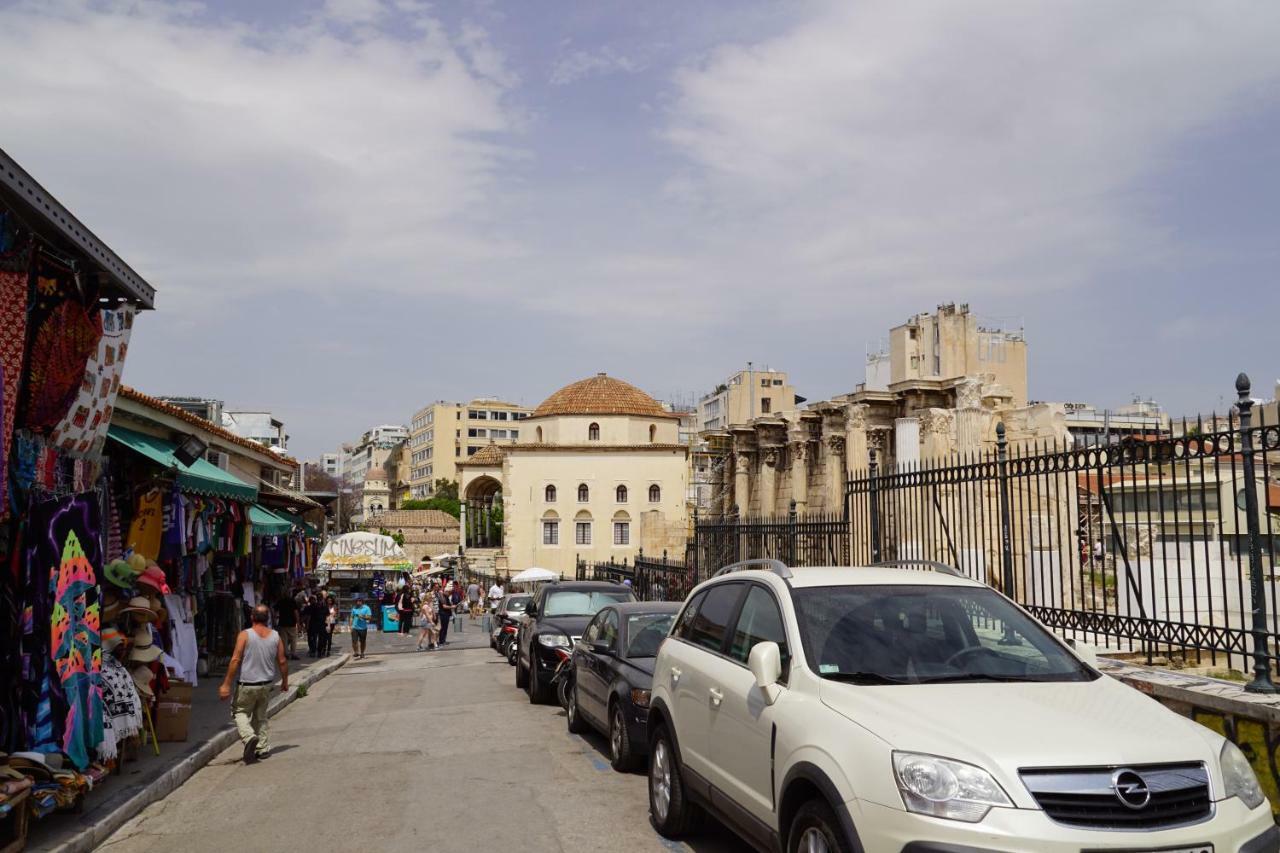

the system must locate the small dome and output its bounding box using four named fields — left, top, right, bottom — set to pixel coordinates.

left=533, top=373, right=672, bottom=419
